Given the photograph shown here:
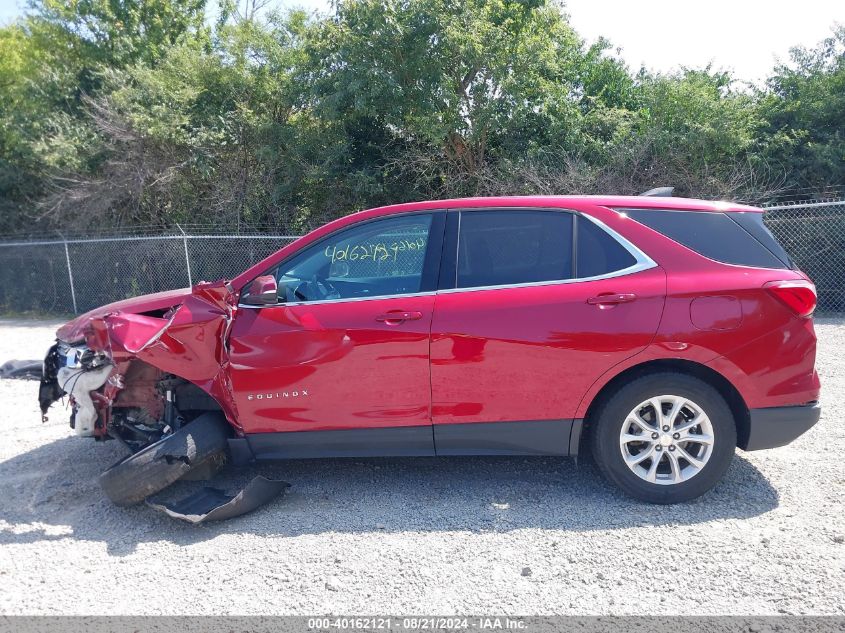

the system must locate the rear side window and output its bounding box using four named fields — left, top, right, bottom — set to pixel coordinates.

left=457, top=211, right=573, bottom=288
left=576, top=217, right=637, bottom=277
left=626, top=209, right=789, bottom=269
